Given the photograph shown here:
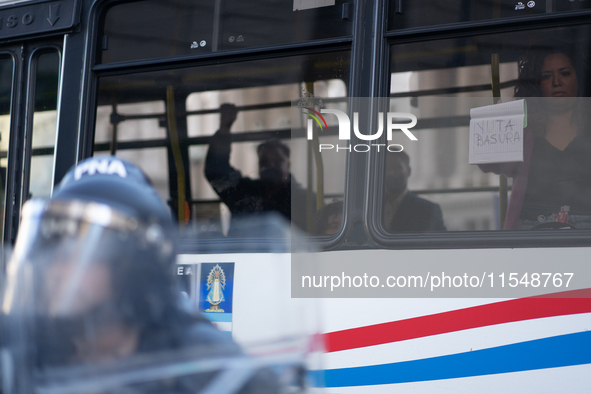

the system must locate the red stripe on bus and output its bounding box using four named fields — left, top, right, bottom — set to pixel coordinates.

left=324, top=289, right=591, bottom=353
